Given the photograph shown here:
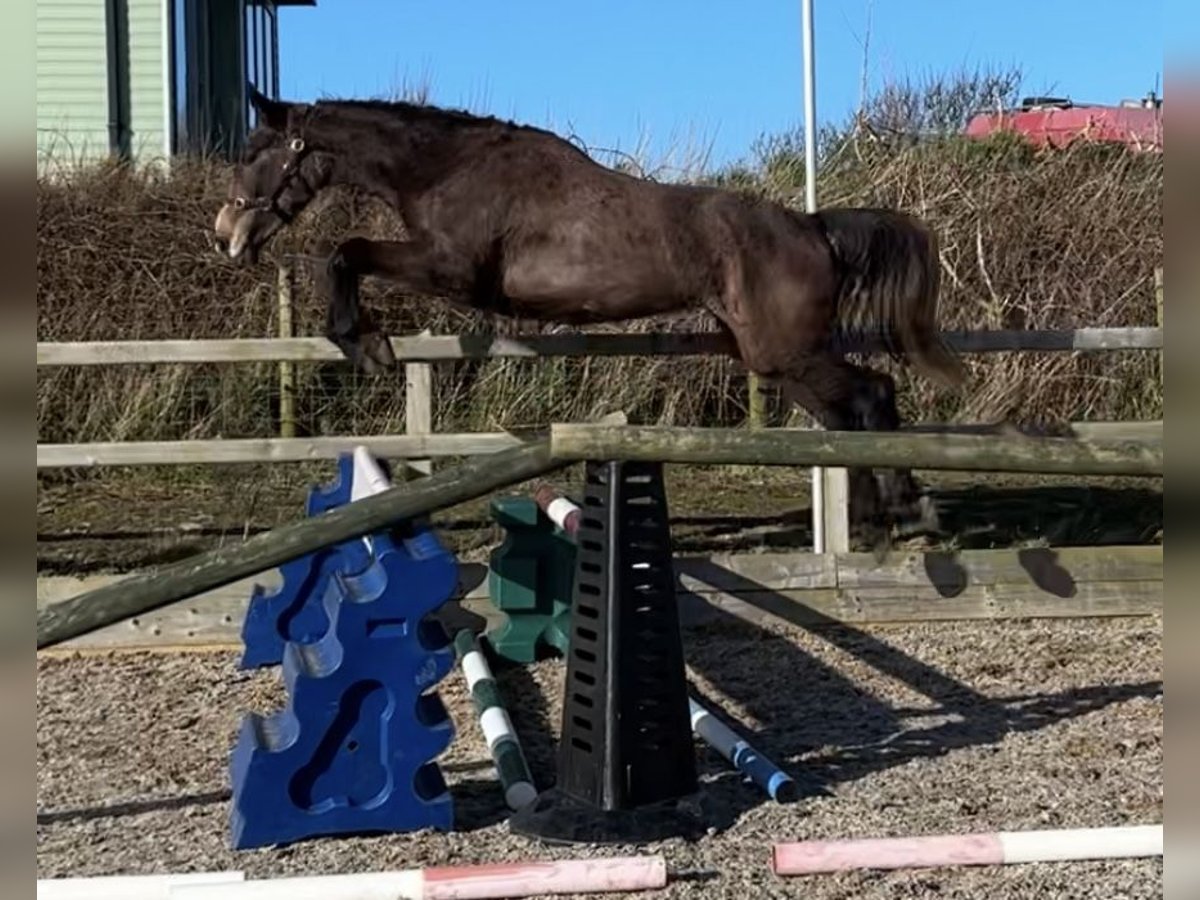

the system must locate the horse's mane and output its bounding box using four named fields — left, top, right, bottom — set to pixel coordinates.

left=313, top=98, right=557, bottom=138
left=243, top=97, right=573, bottom=163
